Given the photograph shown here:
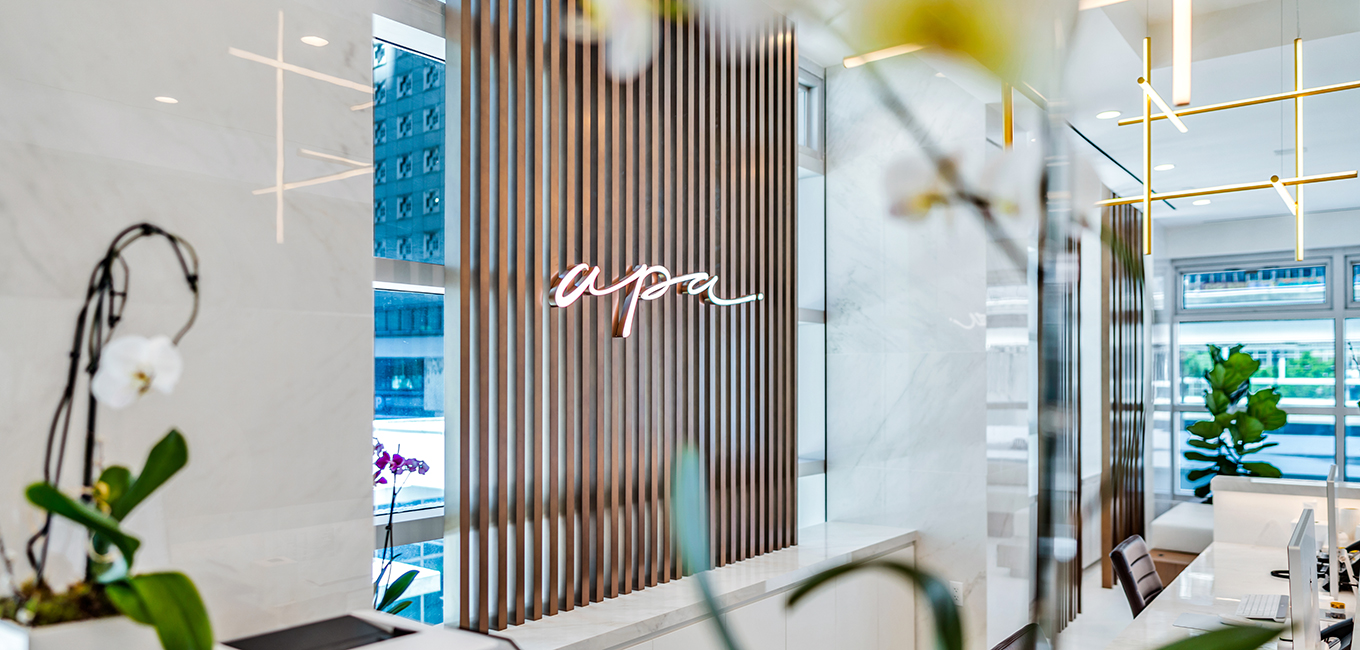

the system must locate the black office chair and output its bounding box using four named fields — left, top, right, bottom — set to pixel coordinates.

left=1110, top=535, right=1164, bottom=617
left=990, top=623, right=1046, bottom=650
